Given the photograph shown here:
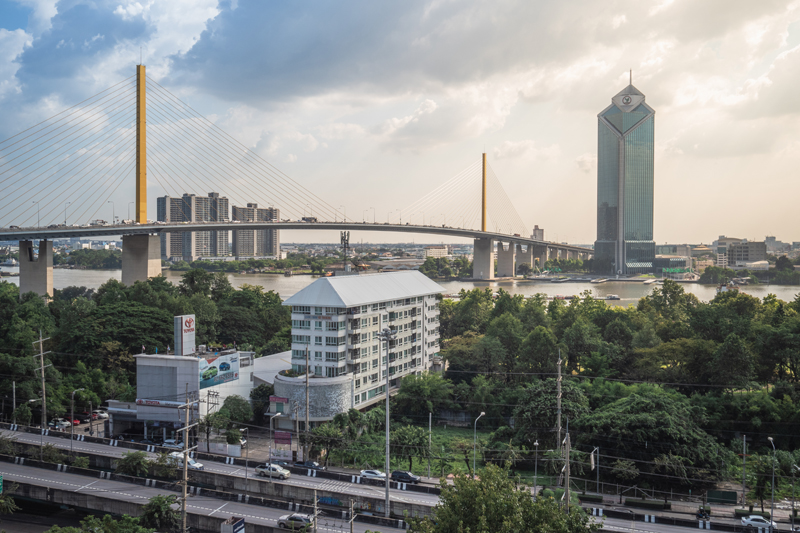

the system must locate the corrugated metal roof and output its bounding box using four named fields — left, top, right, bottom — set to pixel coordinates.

left=282, top=271, right=445, bottom=308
